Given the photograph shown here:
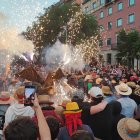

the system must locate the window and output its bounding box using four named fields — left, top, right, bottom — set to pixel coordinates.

left=107, top=38, right=112, bottom=45
left=85, top=6, right=89, bottom=13
left=99, top=25, right=104, bottom=32
left=117, top=2, right=123, bottom=11
left=108, top=7, right=112, bottom=15
left=129, top=0, right=135, bottom=6
left=108, top=21, right=112, bottom=29
left=92, top=2, right=96, bottom=9
left=100, top=0, right=105, bottom=5
left=100, top=11, right=104, bottom=18
left=117, top=18, right=122, bottom=27
left=99, top=40, right=103, bottom=47
left=128, top=13, right=135, bottom=23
